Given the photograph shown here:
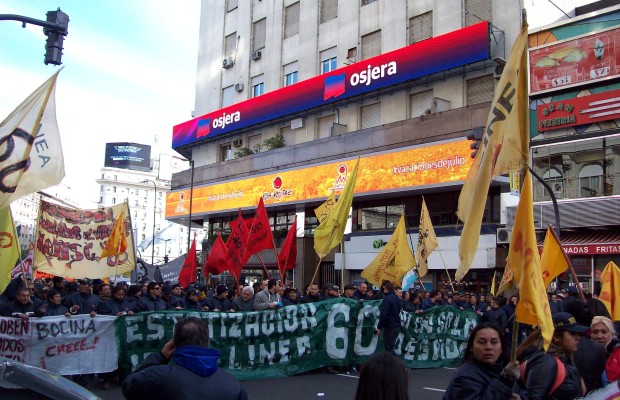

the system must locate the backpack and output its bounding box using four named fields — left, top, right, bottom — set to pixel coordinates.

left=606, top=345, right=620, bottom=383
left=519, top=353, right=566, bottom=396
